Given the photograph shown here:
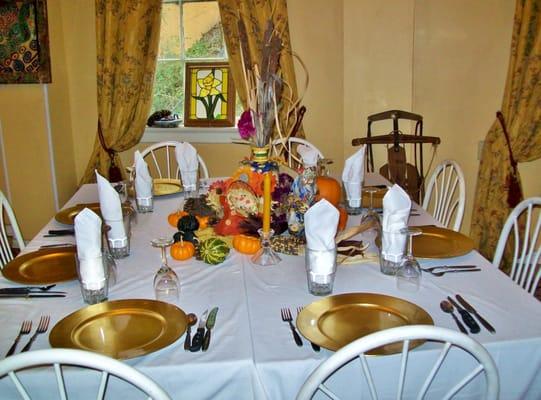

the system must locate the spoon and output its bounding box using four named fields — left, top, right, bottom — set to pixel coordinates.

left=440, top=301, right=468, bottom=334
left=184, top=313, right=197, bottom=351
left=427, top=268, right=481, bottom=277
